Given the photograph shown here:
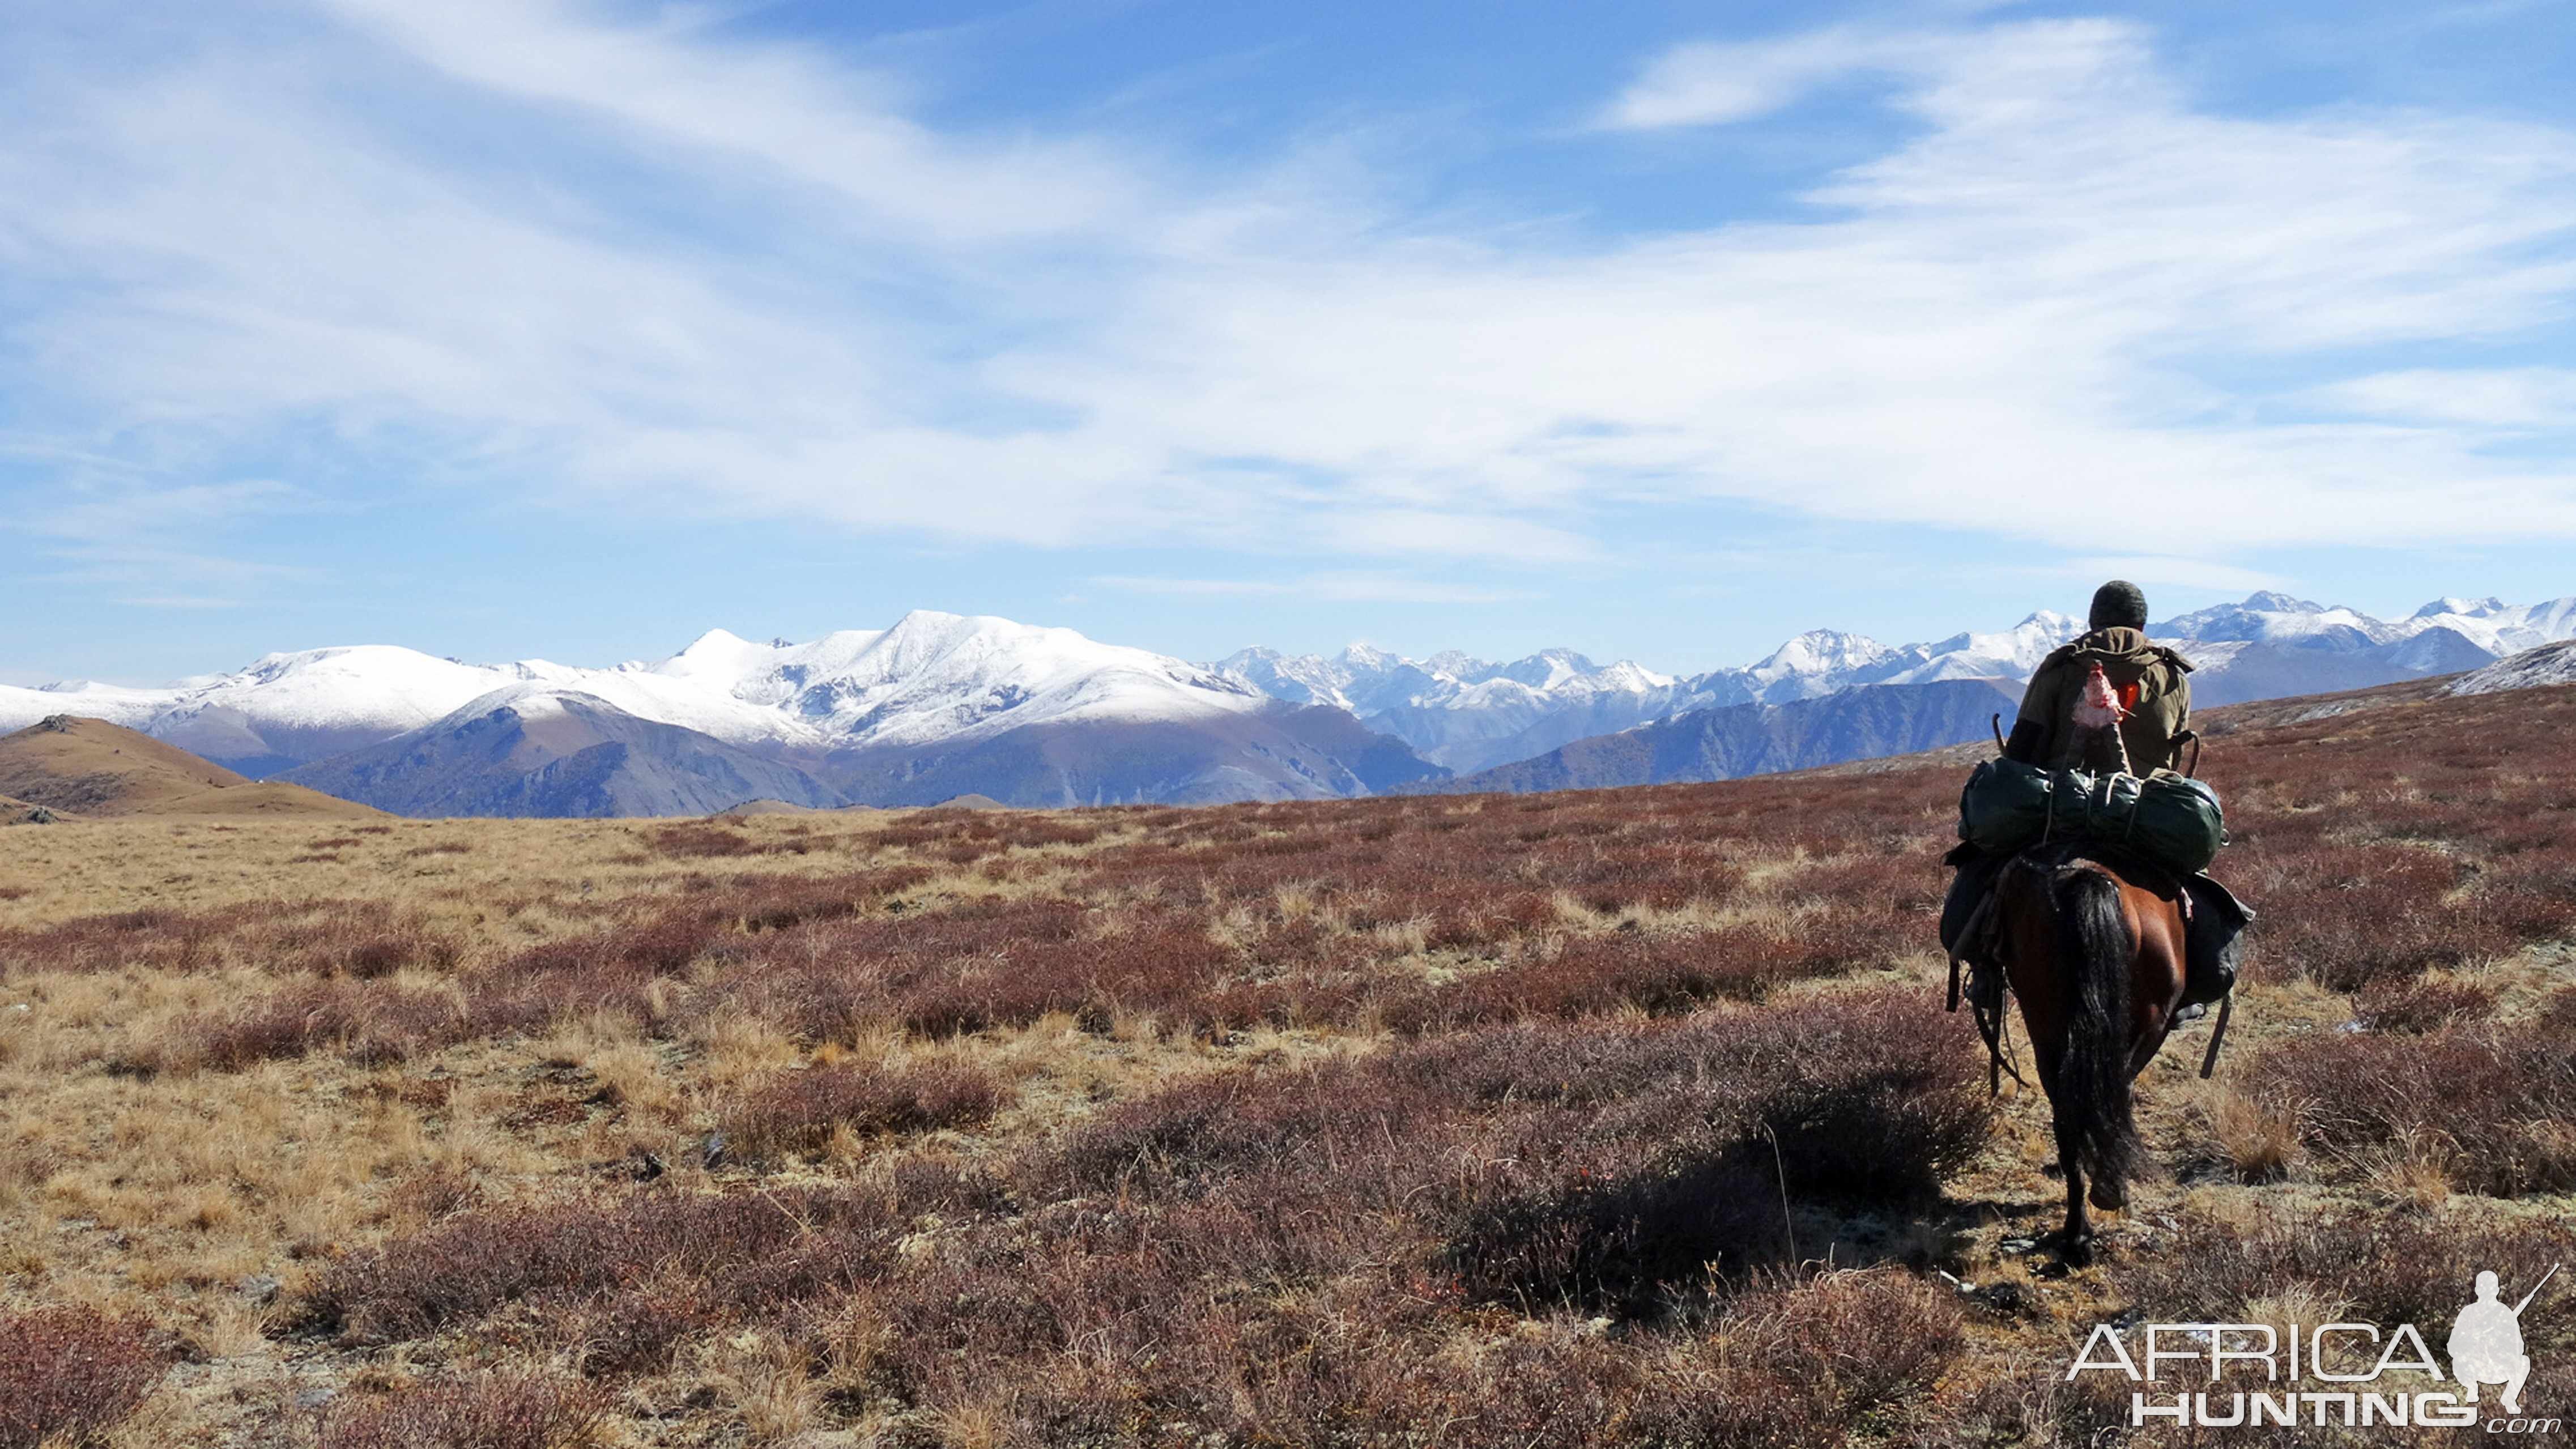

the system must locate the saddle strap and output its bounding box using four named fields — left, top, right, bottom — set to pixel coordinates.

left=2198, top=990, right=2235, bottom=1079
